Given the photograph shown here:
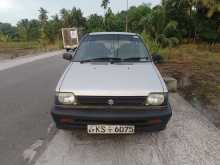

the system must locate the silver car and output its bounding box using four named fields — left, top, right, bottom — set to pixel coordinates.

left=51, top=32, right=172, bottom=134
